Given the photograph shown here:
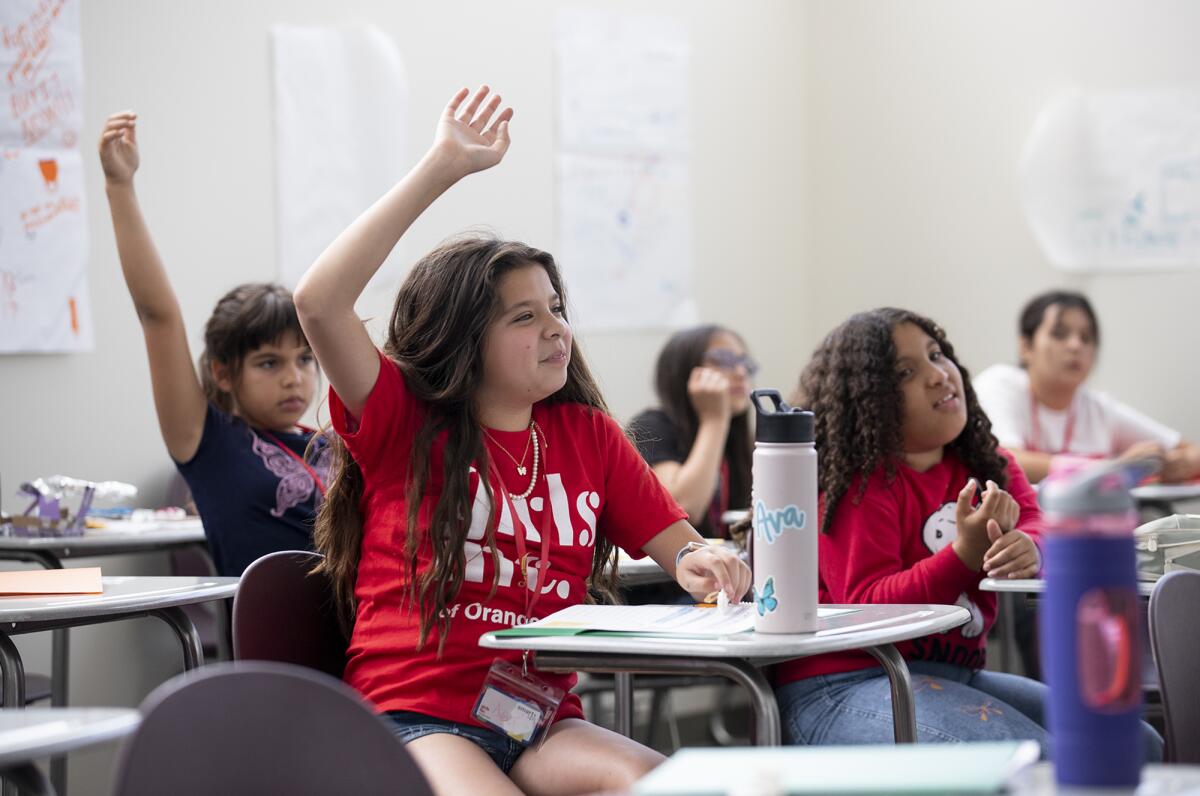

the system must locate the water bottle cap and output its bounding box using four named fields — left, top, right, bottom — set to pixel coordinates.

left=751, top=389, right=814, bottom=443
left=1038, top=457, right=1160, bottom=516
